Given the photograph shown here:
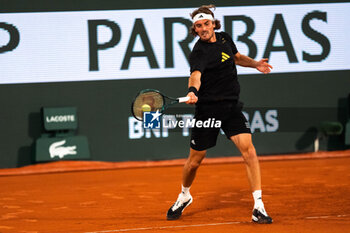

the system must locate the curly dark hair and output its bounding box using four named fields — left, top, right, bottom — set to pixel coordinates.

left=190, top=4, right=221, bottom=36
